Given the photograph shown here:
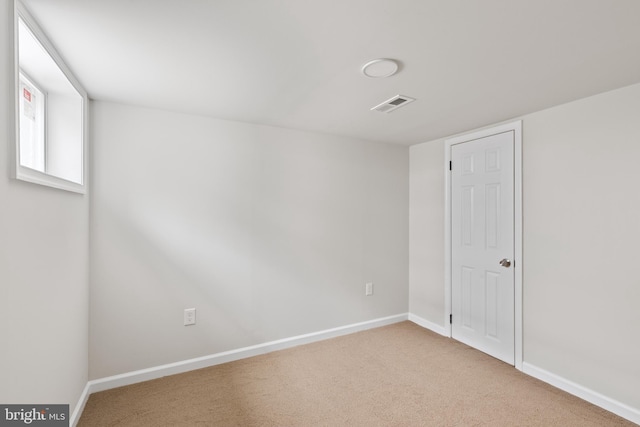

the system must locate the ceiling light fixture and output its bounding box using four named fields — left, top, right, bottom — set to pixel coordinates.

left=361, top=58, right=399, bottom=78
